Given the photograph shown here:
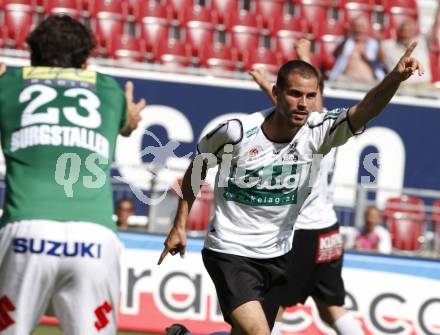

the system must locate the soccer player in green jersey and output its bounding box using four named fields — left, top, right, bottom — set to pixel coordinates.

left=0, top=15, right=145, bottom=334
